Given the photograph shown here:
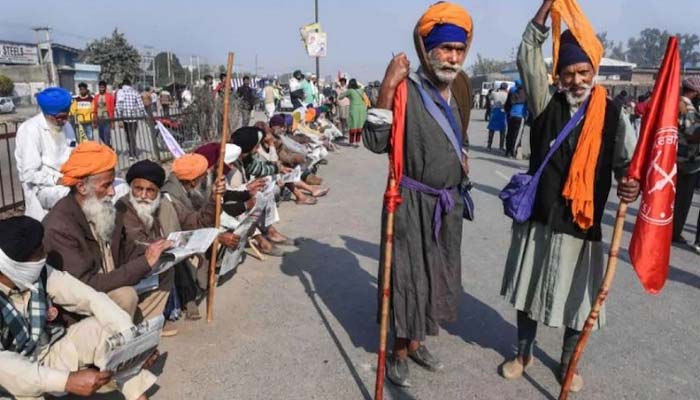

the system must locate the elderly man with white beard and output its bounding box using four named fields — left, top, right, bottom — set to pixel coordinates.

left=43, top=143, right=173, bottom=323
left=363, top=2, right=475, bottom=387
left=498, top=0, right=640, bottom=393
